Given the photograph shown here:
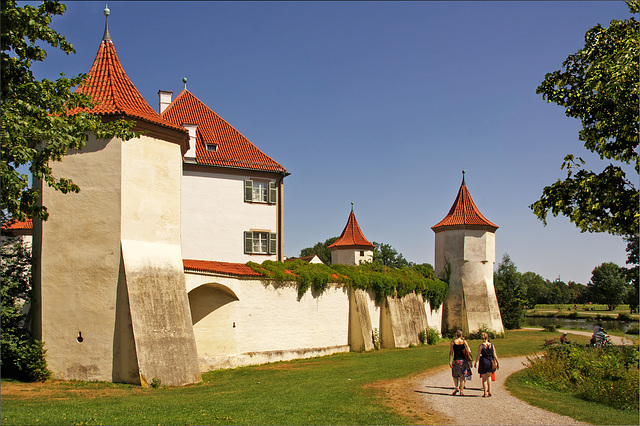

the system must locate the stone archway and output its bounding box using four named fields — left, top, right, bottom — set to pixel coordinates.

left=188, top=283, right=239, bottom=357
